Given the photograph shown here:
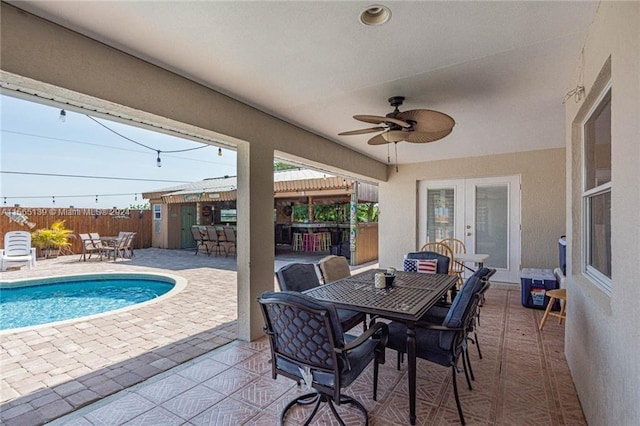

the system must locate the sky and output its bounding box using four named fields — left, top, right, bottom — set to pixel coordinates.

left=0, top=94, right=237, bottom=209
